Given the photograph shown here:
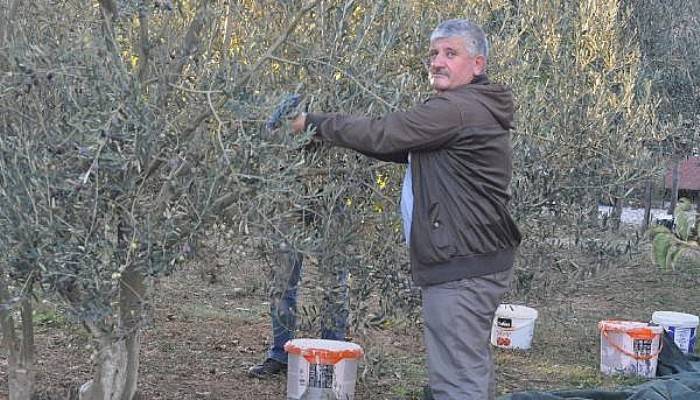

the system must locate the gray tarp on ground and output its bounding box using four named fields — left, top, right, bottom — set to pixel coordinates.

left=498, top=332, right=700, bottom=400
